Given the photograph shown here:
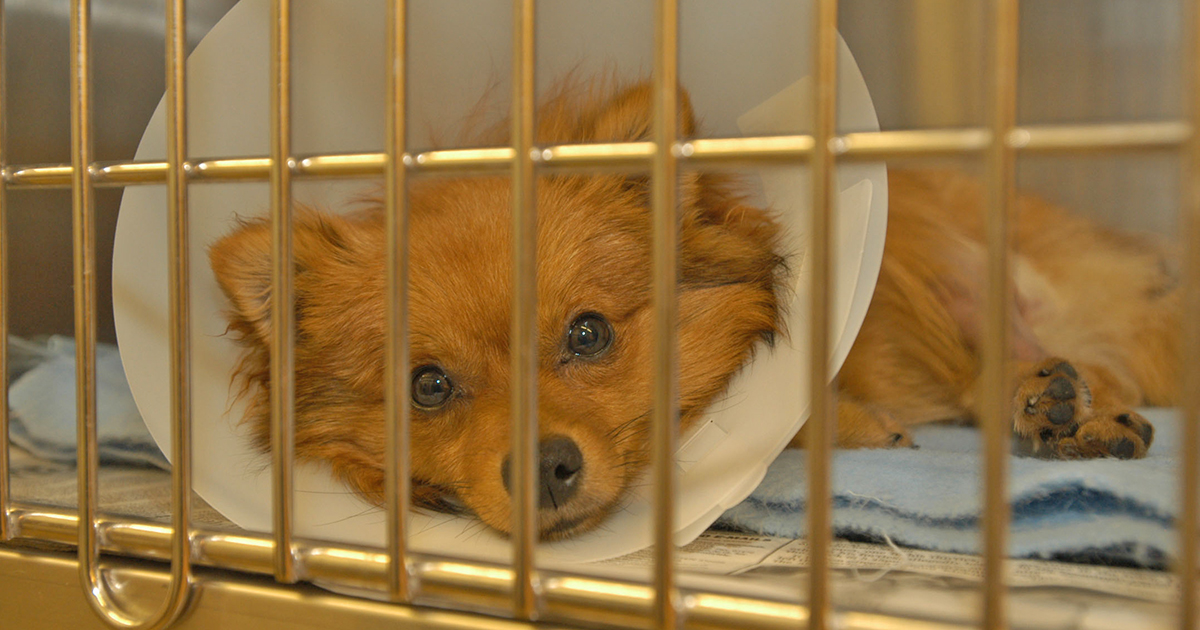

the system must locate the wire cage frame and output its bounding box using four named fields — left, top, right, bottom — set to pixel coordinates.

left=0, top=1, right=1196, bottom=629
